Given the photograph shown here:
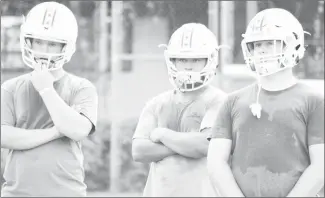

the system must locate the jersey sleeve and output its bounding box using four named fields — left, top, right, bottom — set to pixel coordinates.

left=71, top=80, right=98, bottom=134
left=307, top=94, right=324, bottom=146
left=1, top=81, right=16, bottom=126
left=207, top=95, right=233, bottom=141
left=132, top=97, right=158, bottom=140
left=200, top=90, right=227, bottom=133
